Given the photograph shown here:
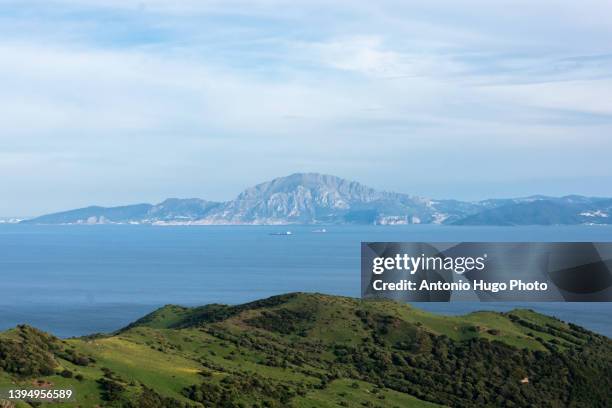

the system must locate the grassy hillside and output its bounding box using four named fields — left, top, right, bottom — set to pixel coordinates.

left=1, top=293, right=610, bottom=407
